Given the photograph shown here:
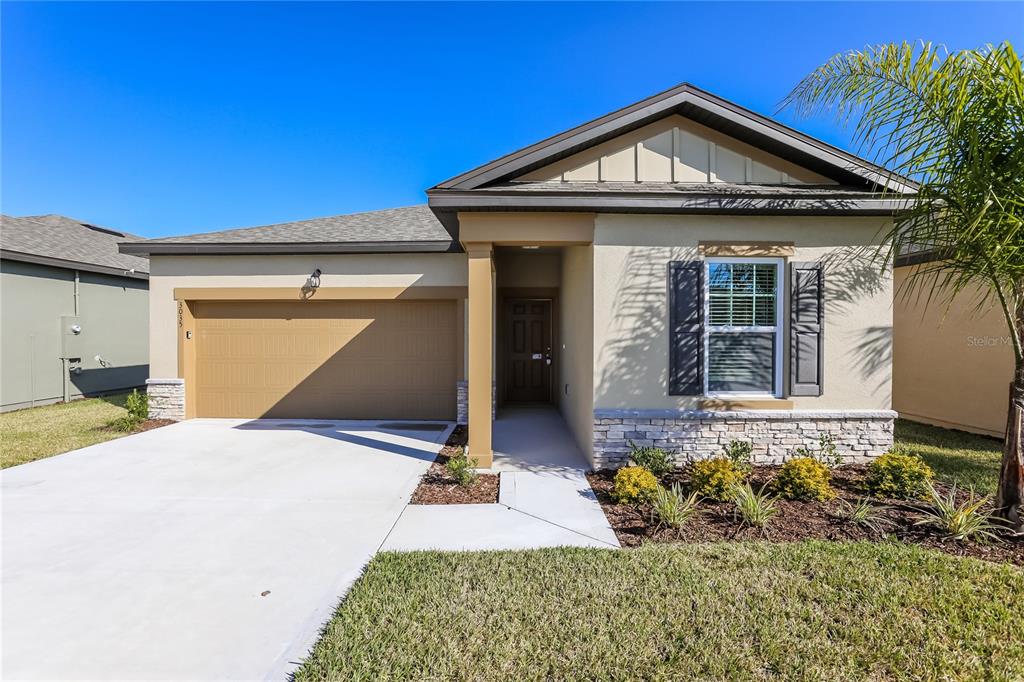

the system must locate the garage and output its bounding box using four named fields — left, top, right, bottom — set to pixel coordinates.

left=192, top=299, right=458, bottom=420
